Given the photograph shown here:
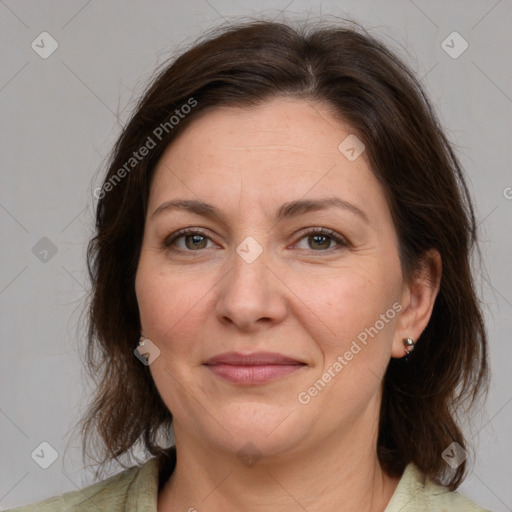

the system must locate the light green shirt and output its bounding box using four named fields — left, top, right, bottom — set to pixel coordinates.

left=6, top=450, right=492, bottom=511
